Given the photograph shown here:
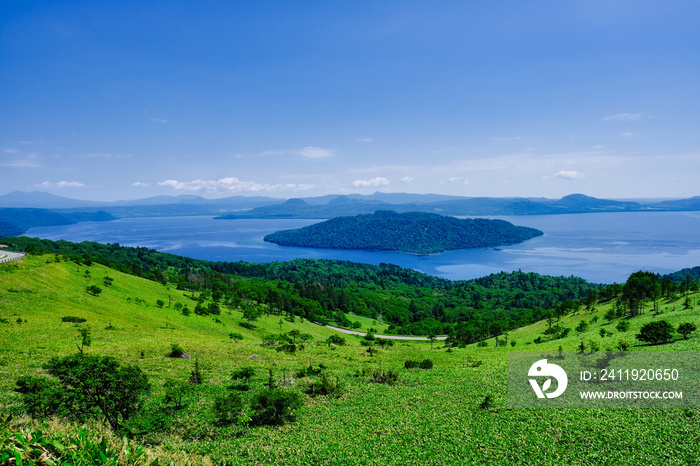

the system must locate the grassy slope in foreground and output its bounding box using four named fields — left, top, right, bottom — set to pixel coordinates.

left=1, top=255, right=699, bottom=465
left=264, top=210, right=543, bottom=254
